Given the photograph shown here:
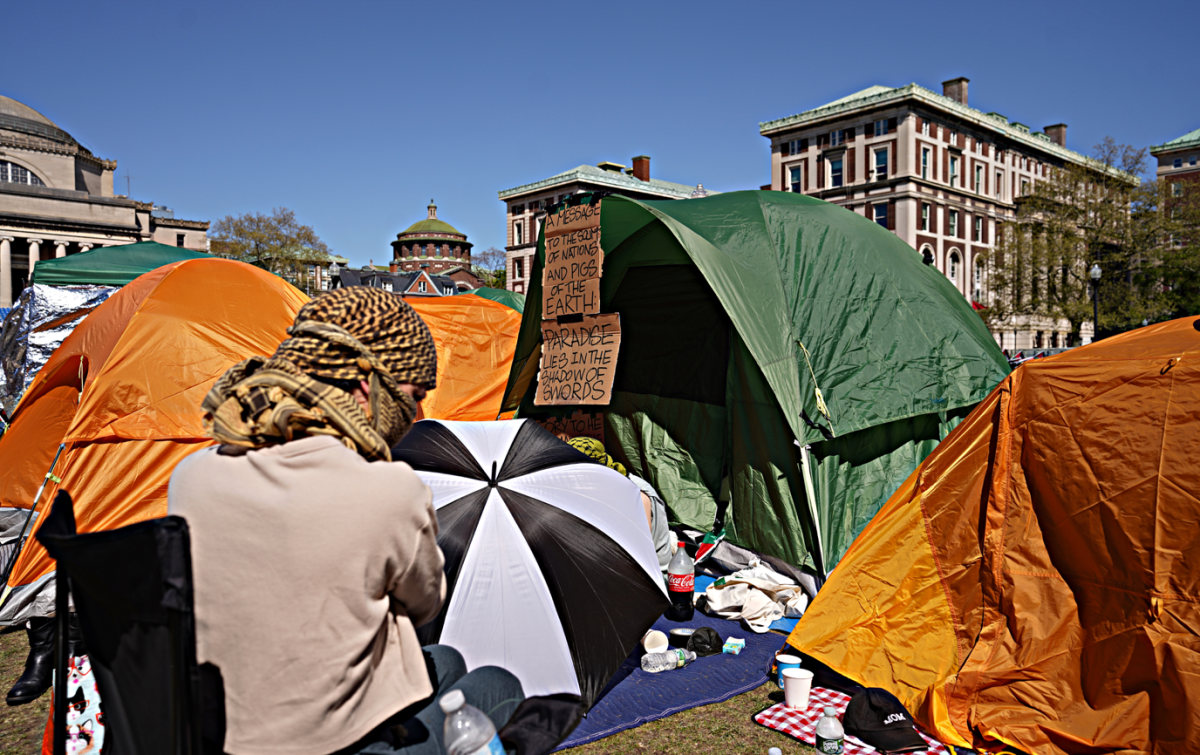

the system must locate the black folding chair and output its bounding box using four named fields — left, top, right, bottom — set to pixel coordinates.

left=36, top=490, right=209, bottom=755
